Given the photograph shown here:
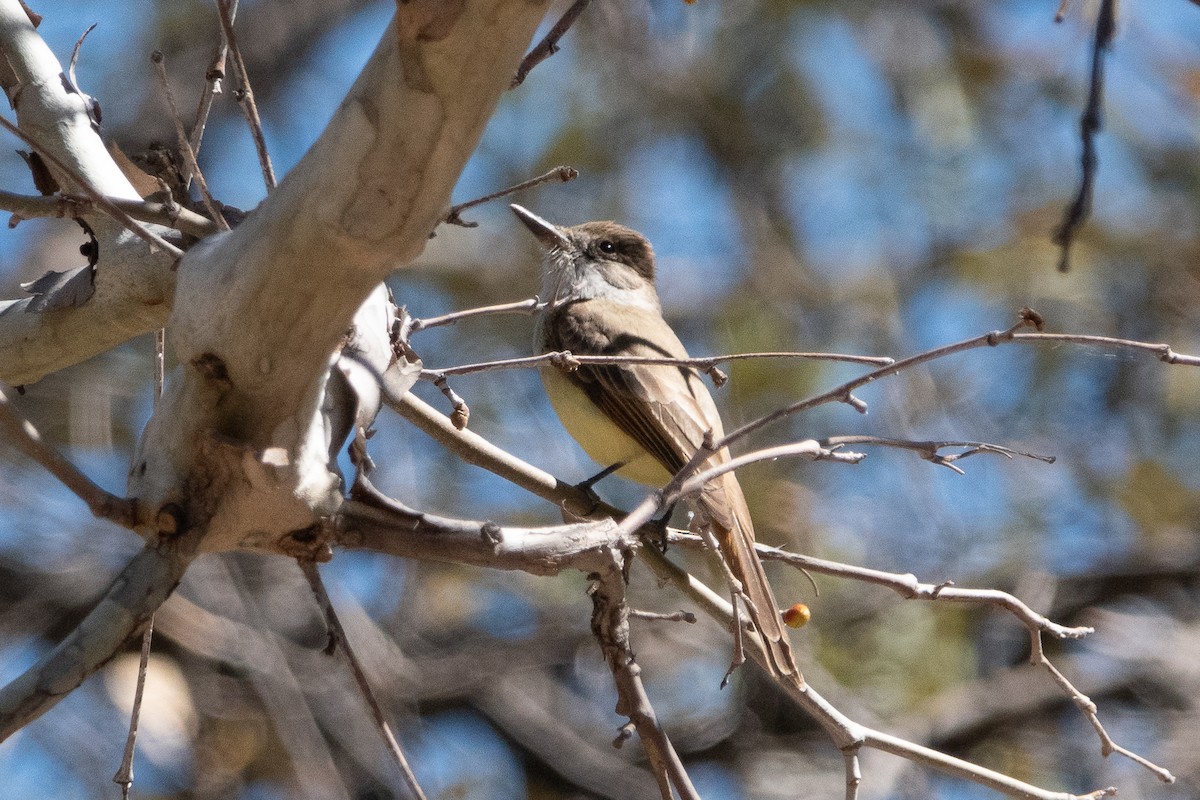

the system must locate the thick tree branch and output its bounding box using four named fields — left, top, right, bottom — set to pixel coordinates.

left=0, top=529, right=202, bottom=740
left=590, top=555, right=699, bottom=800
left=338, top=480, right=631, bottom=576
left=128, top=3, right=552, bottom=553
left=0, top=0, right=182, bottom=385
